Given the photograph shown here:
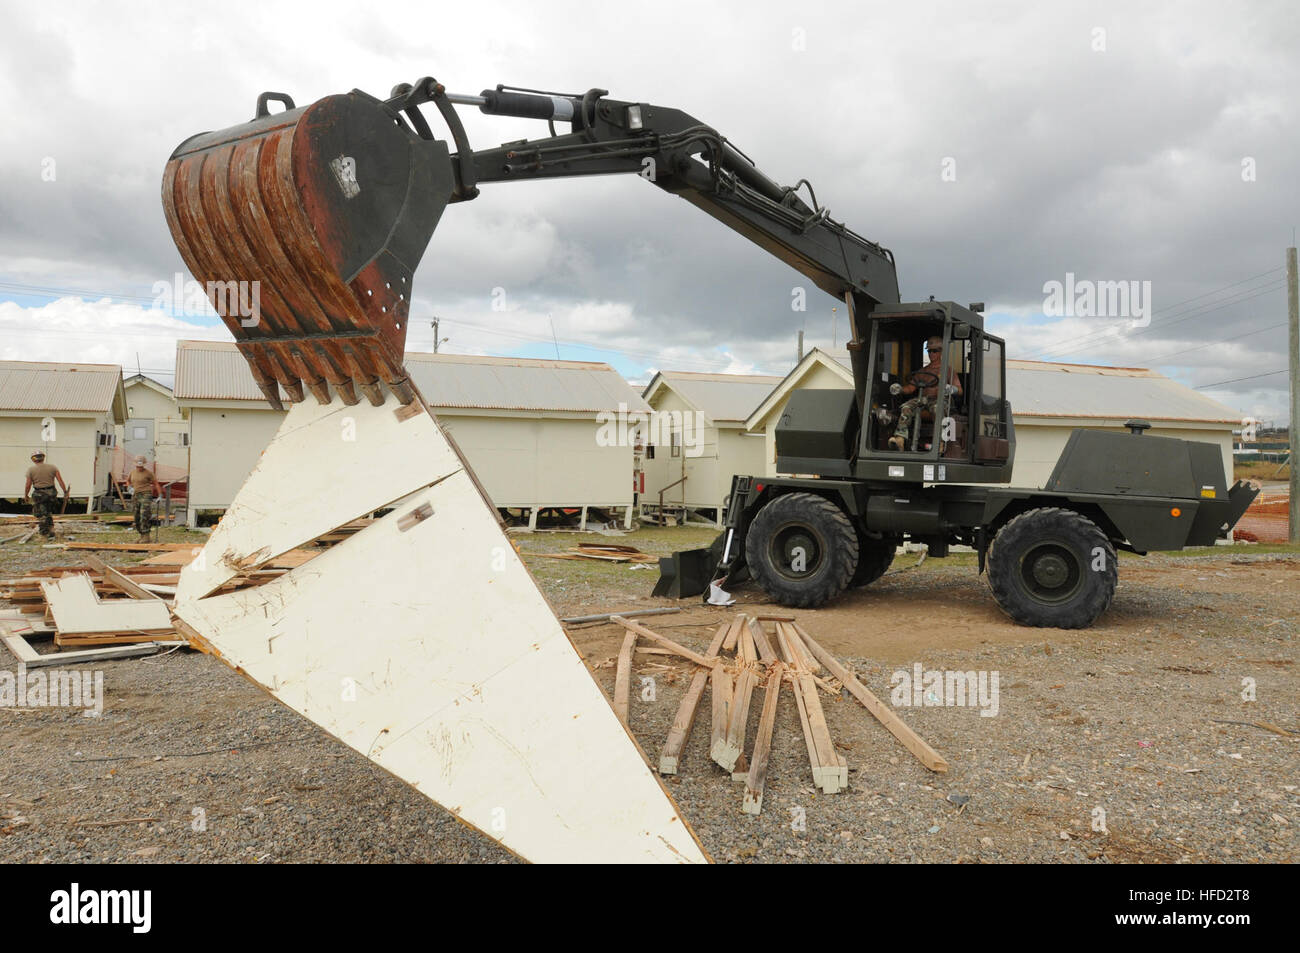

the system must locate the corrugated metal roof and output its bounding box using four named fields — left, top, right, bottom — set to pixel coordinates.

left=1004, top=360, right=1241, bottom=423
left=823, top=354, right=1240, bottom=424
left=174, top=340, right=283, bottom=402
left=646, top=371, right=784, bottom=422
left=0, top=360, right=126, bottom=417
left=406, top=354, right=650, bottom=413
left=174, top=341, right=649, bottom=412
